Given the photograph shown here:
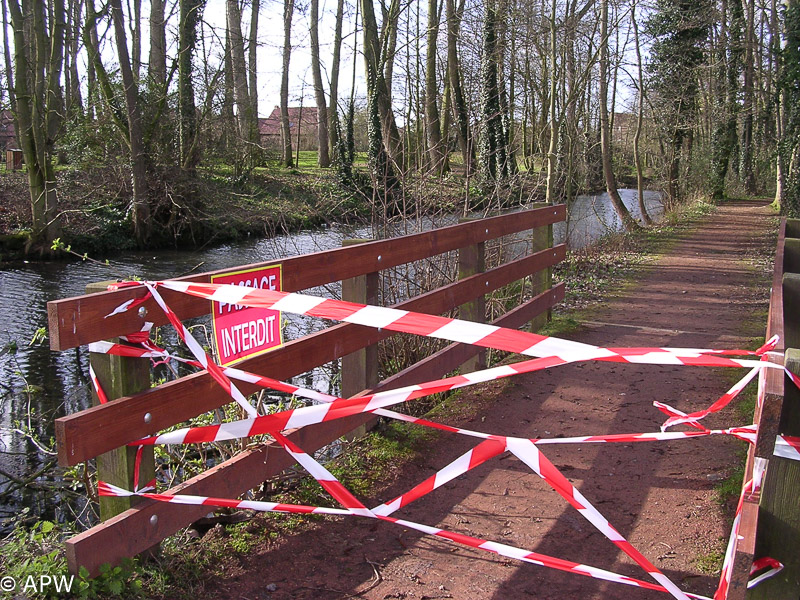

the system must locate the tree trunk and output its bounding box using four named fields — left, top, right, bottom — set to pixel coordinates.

left=361, top=0, right=403, bottom=168
left=425, top=0, right=447, bottom=175
left=280, top=0, right=294, bottom=167
left=328, top=0, right=344, bottom=161
left=110, top=0, right=150, bottom=243
left=310, top=0, right=330, bottom=167
left=148, top=0, right=166, bottom=91
left=2, top=0, right=16, bottom=120
left=709, top=0, right=742, bottom=200
left=7, top=0, right=64, bottom=250
left=248, top=0, right=259, bottom=128
left=740, top=0, right=756, bottom=193
left=178, top=0, right=202, bottom=171
left=631, top=0, right=652, bottom=225
left=544, top=0, right=558, bottom=203
left=227, top=0, right=255, bottom=147
left=131, top=0, right=141, bottom=80
left=67, top=0, right=83, bottom=113
left=223, top=27, right=235, bottom=149
left=446, top=0, right=474, bottom=176
left=599, top=0, right=636, bottom=230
